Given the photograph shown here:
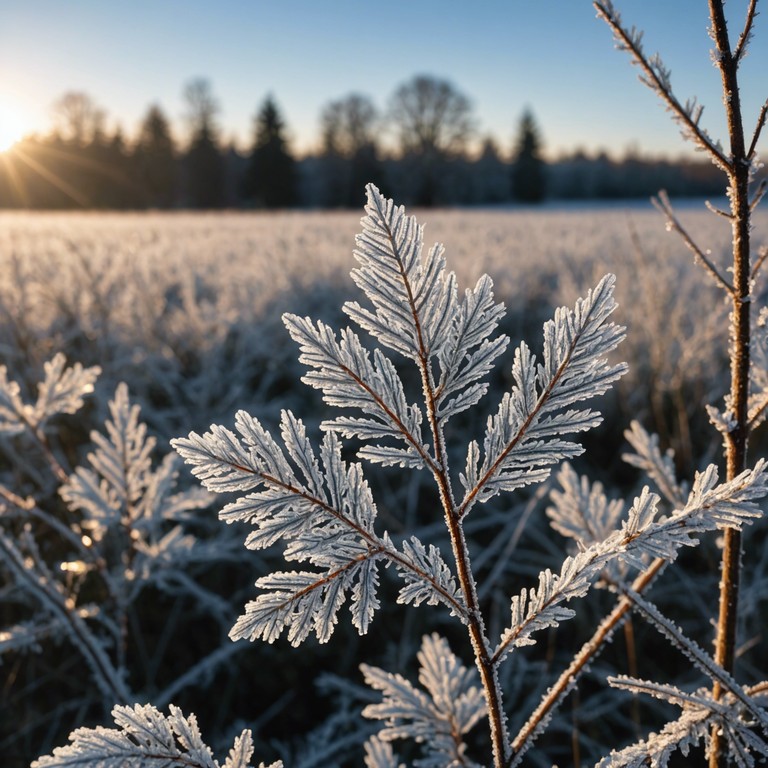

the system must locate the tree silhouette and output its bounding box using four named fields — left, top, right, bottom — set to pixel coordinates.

left=133, top=105, right=177, bottom=208
left=511, top=109, right=547, bottom=203
left=318, top=93, right=385, bottom=207
left=241, top=95, right=297, bottom=208
left=51, top=91, right=106, bottom=146
left=182, top=79, right=225, bottom=209
left=388, top=75, right=474, bottom=205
